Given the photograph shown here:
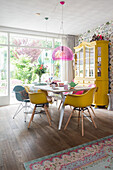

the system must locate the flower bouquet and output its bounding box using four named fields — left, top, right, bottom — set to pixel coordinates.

left=34, top=64, right=47, bottom=83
